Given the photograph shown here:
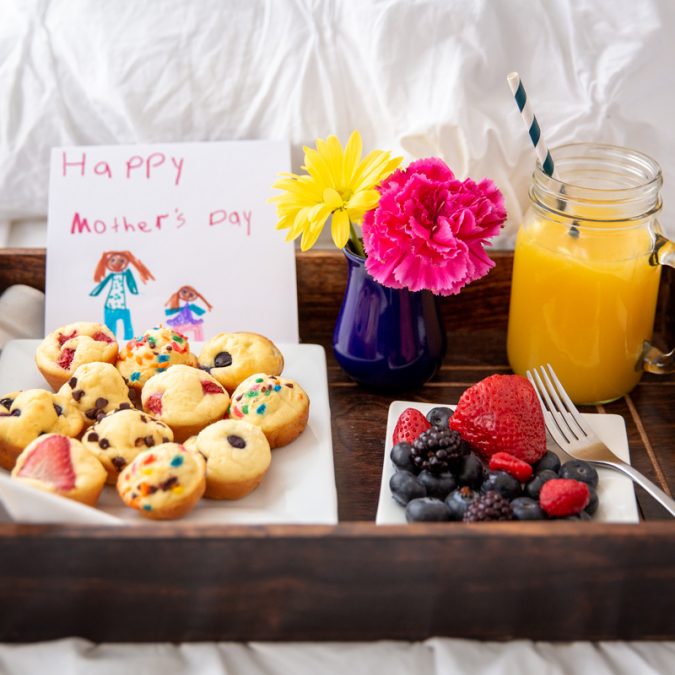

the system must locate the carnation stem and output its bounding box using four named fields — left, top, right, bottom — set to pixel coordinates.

left=348, top=221, right=366, bottom=258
